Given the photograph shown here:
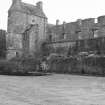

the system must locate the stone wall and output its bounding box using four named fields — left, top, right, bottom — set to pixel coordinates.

left=98, top=16, right=105, bottom=25
left=0, top=30, right=6, bottom=58
left=8, top=11, right=27, bottom=33
left=47, top=16, right=105, bottom=42
left=45, top=37, right=105, bottom=56
left=48, top=56, right=105, bottom=76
